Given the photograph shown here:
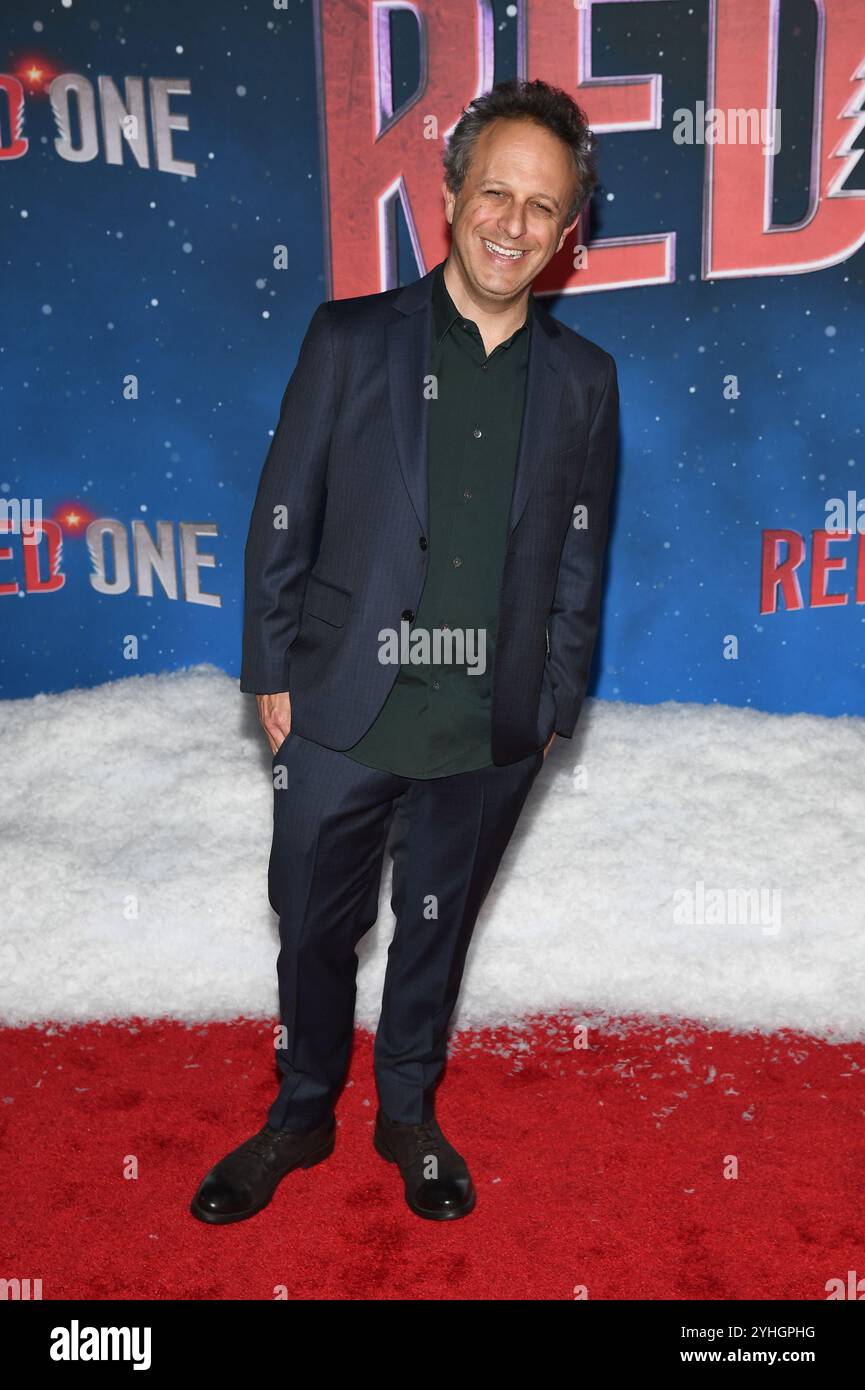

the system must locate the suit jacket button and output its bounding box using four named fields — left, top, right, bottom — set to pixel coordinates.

left=419, top=536, right=428, bottom=551
left=402, top=609, right=415, bottom=622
